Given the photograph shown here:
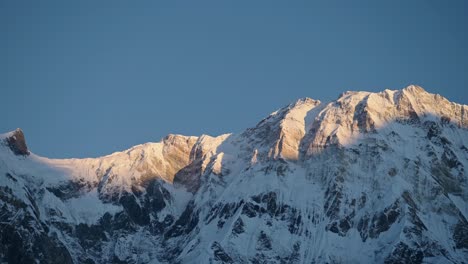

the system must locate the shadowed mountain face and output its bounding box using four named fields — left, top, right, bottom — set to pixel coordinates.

left=0, top=85, right=467, bottom=263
